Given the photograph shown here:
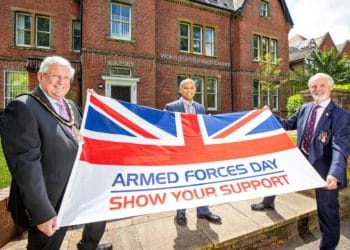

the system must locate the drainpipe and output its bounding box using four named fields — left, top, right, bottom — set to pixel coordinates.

left=79, top=0, right=83, bottom=107
left=229, top=11, right=235, bottom=112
